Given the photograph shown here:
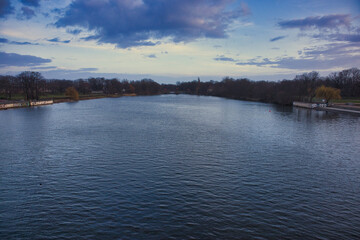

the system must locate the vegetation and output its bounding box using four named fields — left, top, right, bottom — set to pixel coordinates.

left=18, top=71, right=46, bottom=100
left=315, top=85, right=341, bottom=103
left=0, top=68, right=359, bottom=105
left=65, top=87, right=79, bottom=101
left=170, top=68, right=360, bottom=105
